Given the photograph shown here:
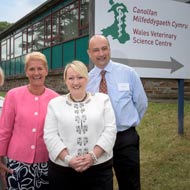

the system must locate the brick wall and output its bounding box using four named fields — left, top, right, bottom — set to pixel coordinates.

left=0, top=72, right=190, bottom=101
left=142, top=78, right=190, bottom=101
left=0, top=72, right=68, bottom=95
